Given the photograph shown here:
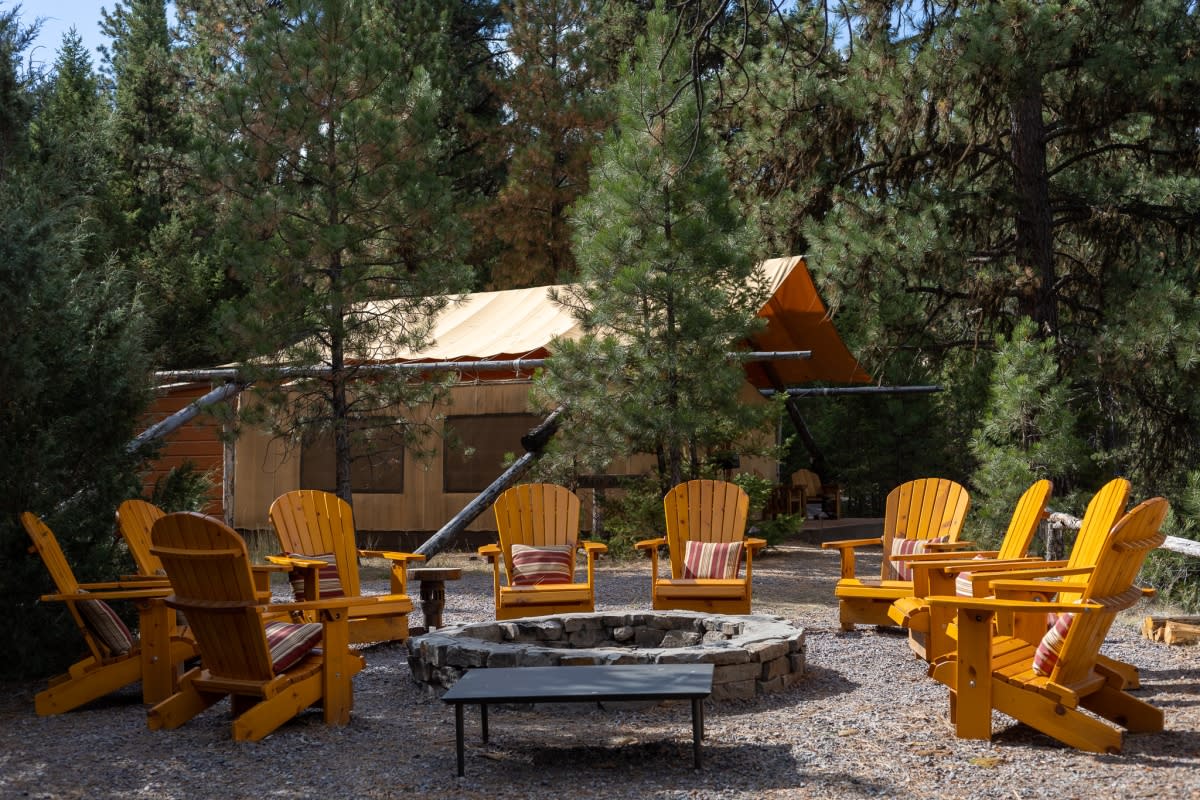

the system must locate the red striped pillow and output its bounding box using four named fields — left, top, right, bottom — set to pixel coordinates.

left=510, top=544, right=575, bottom=585
left=286, top=553, right=344, bottom=600
left=682, top=540, right=744, bottom=579
left=887, top=536, right=950, bottom=581
left=78, top=597, right=135, bottom=655
left=1032, top=612, right=1074, bottom=676
left=954, top=555, right=992, bottom=596
left=265, top=621, right=324, bottom=672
